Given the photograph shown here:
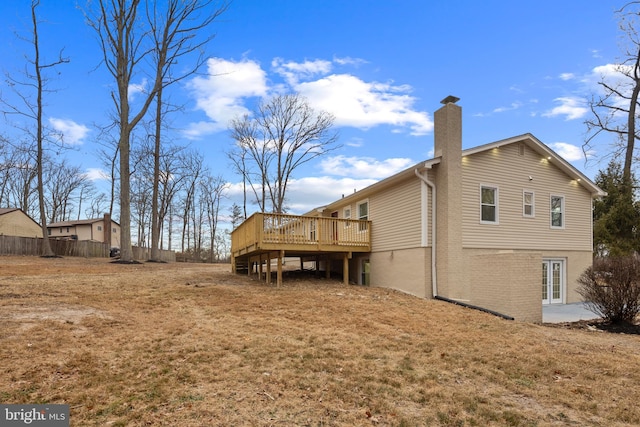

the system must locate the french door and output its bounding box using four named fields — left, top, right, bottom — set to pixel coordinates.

left=542, top=259, right=564, bottom=304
